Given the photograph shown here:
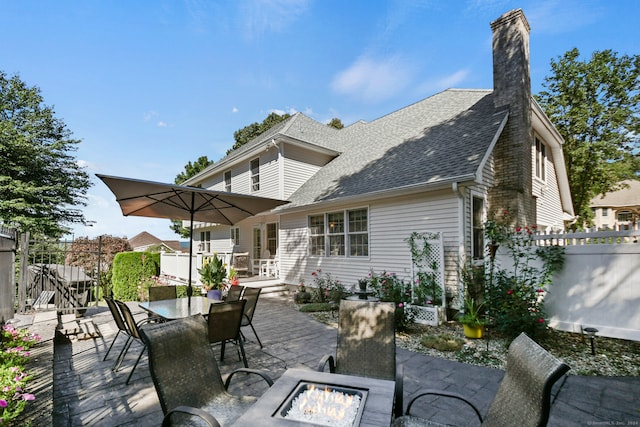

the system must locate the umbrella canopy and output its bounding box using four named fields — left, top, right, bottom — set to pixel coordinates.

left=97, top=174, right=289, bottom=303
